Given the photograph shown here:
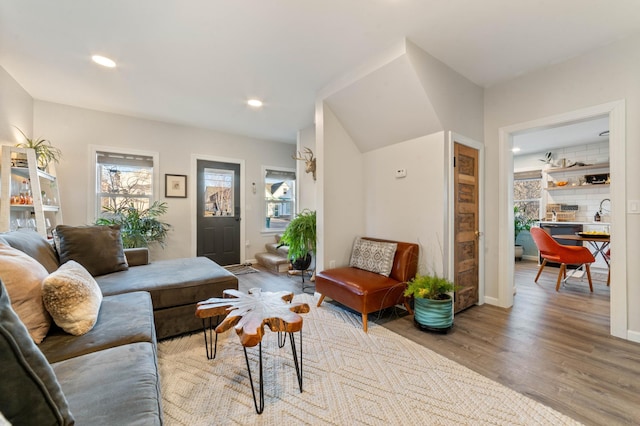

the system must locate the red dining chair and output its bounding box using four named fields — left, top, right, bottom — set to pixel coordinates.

left=530, top=227, right=596, bottom=292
